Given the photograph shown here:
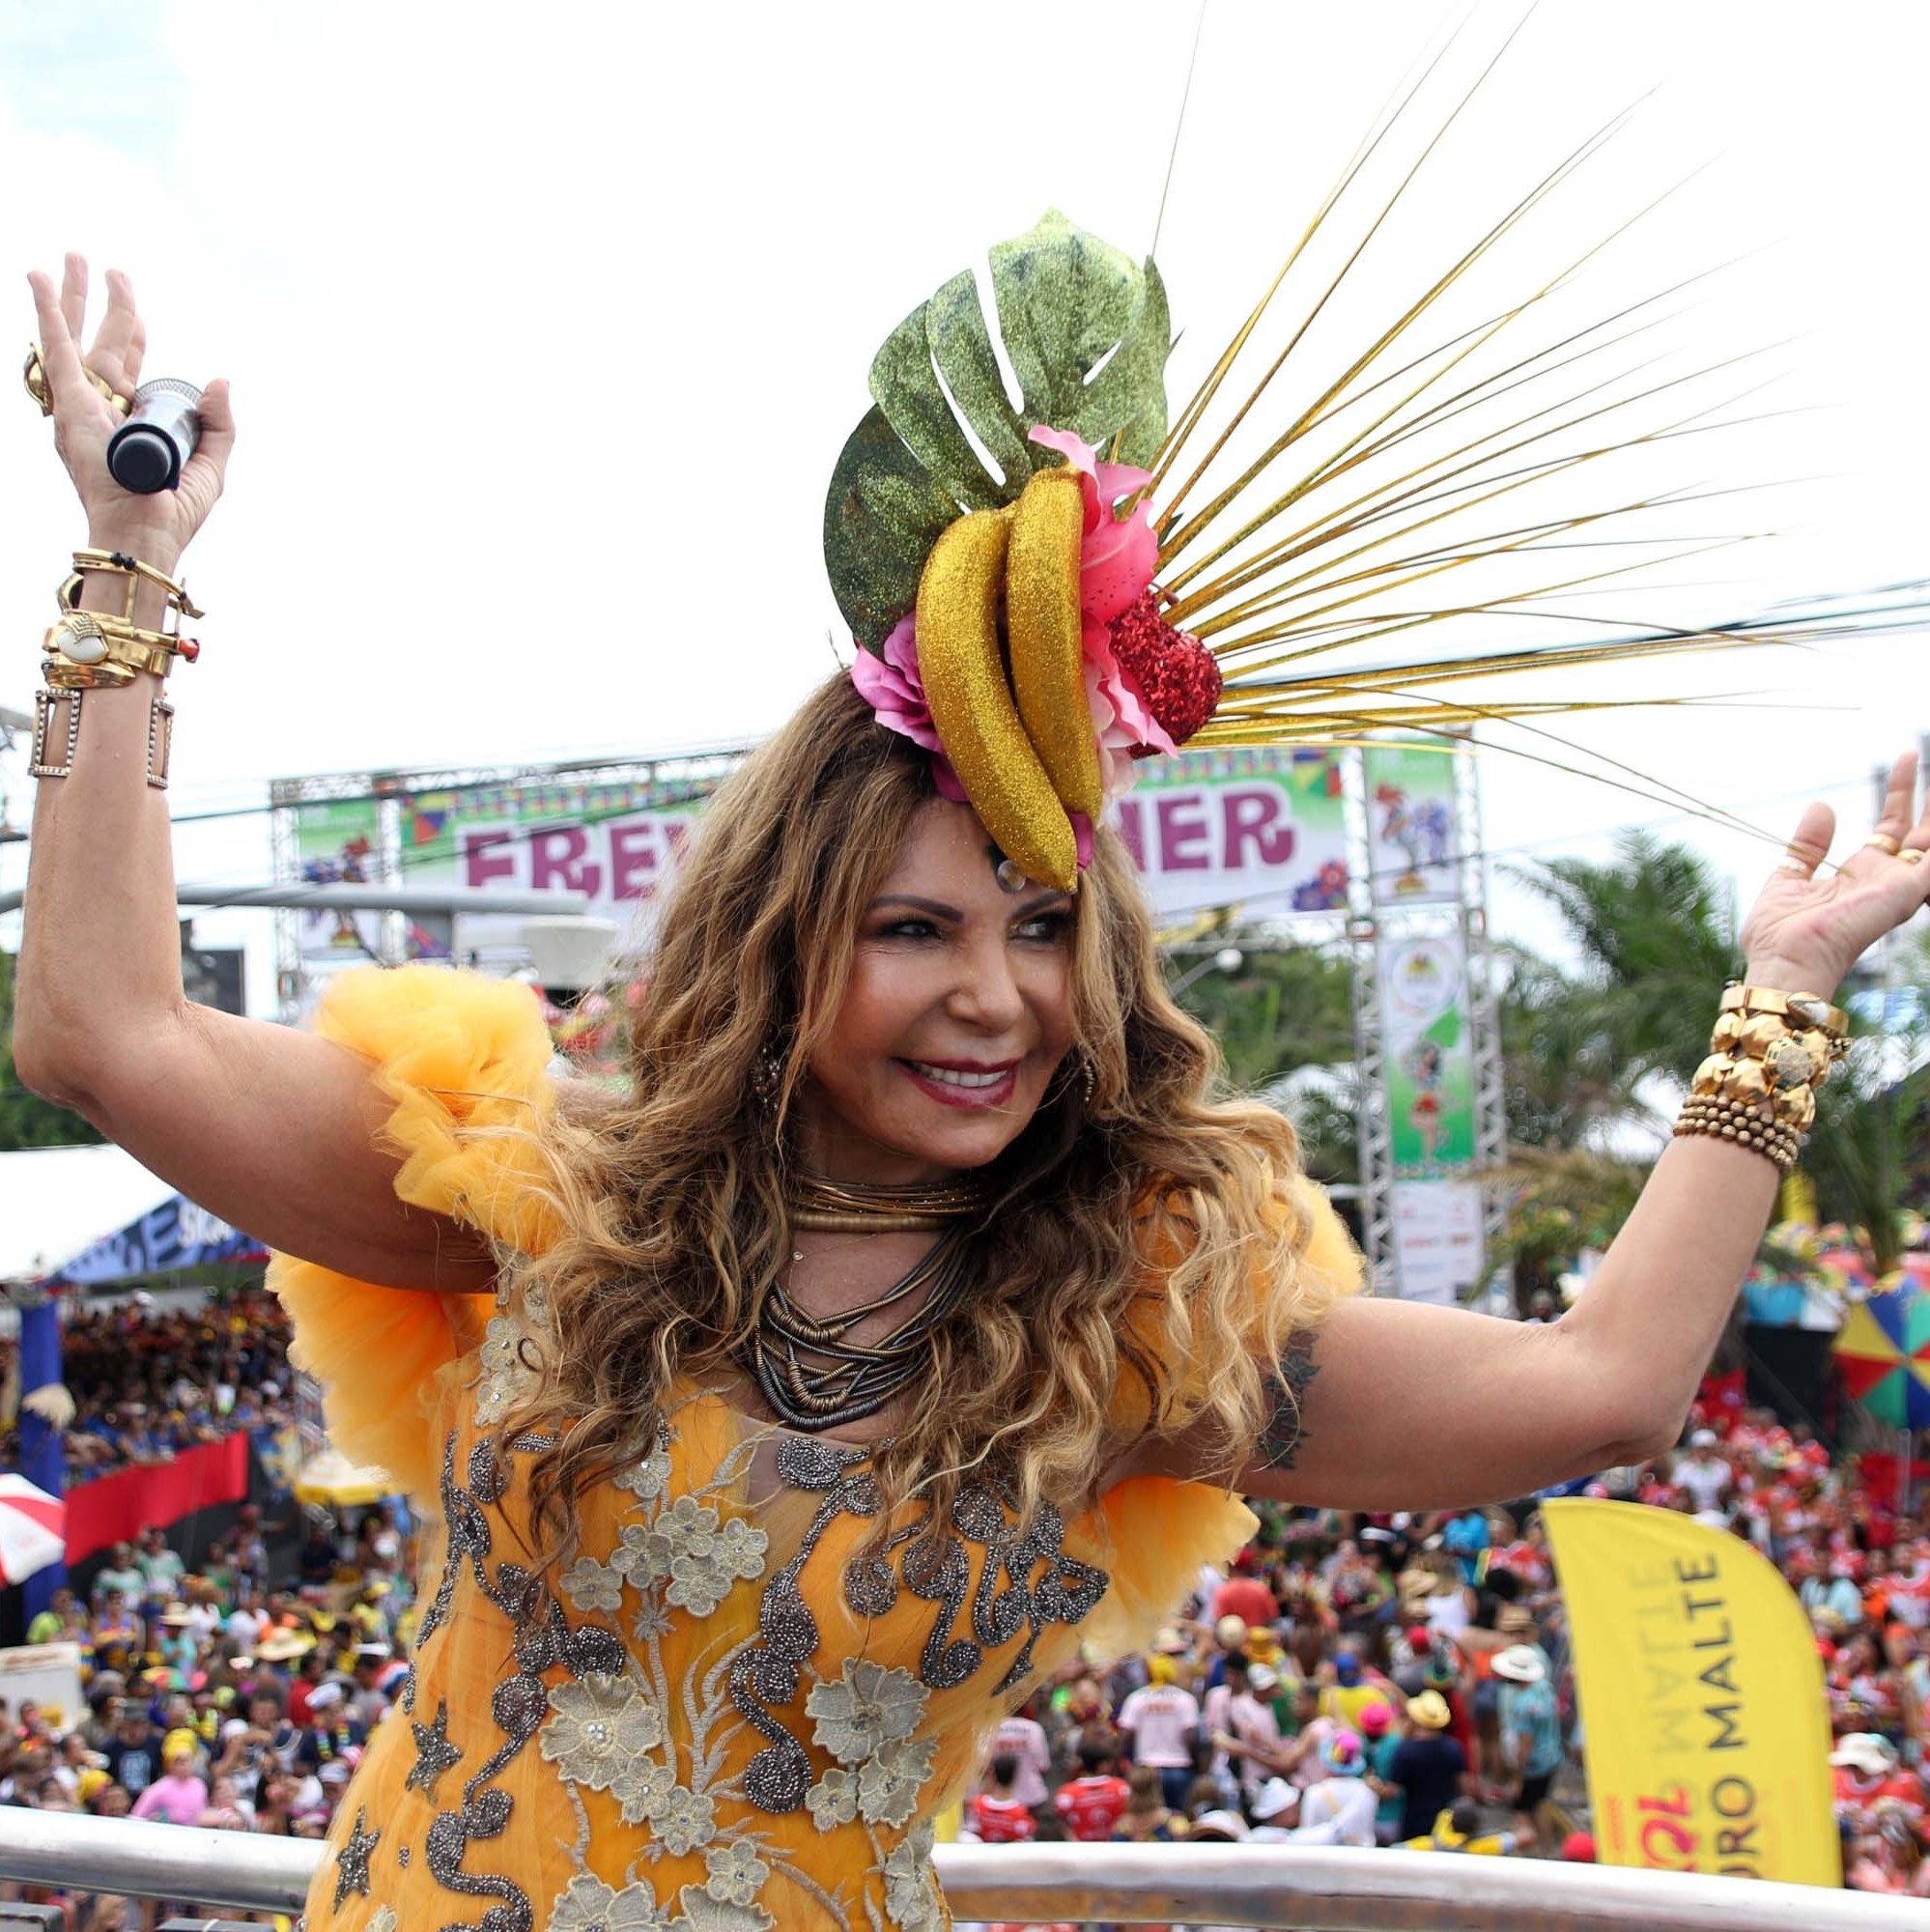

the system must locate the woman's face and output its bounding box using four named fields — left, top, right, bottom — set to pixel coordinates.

left=798, top=800, right=1077, bottom=1181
